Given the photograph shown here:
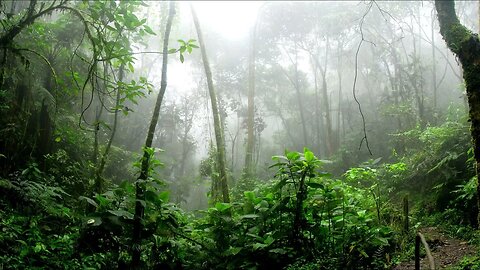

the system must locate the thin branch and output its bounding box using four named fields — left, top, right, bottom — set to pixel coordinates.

left=352, top=1, right=374, bottom=155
